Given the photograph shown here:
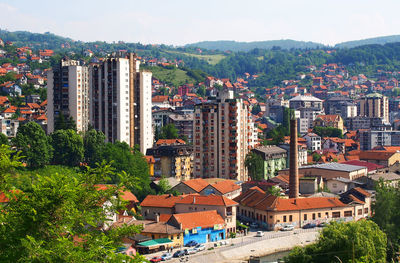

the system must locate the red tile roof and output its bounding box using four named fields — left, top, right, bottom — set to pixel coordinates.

left=273, top=197, right=346, bottom=211
left=210, top=180, right=240, bottom=194
left=169, top=210, right=225, bottom=229
left=155, top=139, right=186, bottom=146
left=94, top=184, right=138, bottom=203
left=140, top=194, right=193, bottom=208
left=180, top=178, right=209, bottom=192
left=359, top=151, right=397, bottom=161
left=176, top=194, right=237, bottom=207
